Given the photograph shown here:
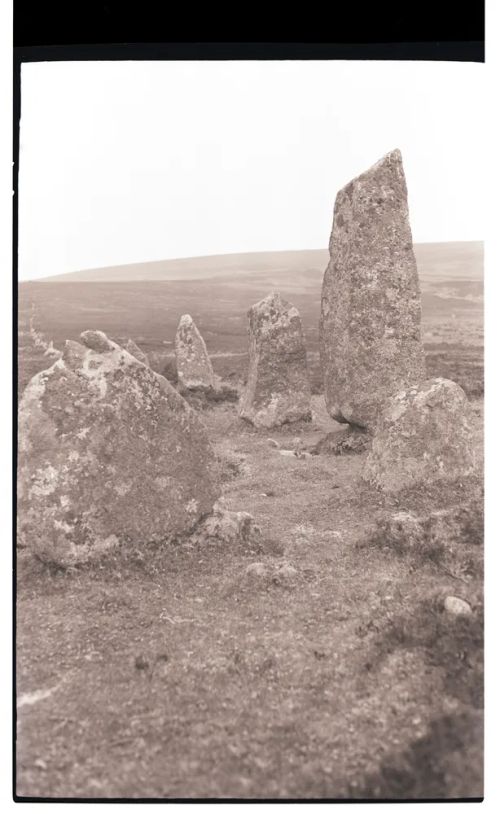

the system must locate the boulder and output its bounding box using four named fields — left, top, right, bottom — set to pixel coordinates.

left=17, top=330, right=220, bottom=565
left=123, top=338, right=149, bottom=366
left=239, top=291, right=311, bottom=428
left=364, top=377, right=476, bottom=493
left=320, top=149, right=426, bottom=430
left=175, top=314, right=215, bottom=391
